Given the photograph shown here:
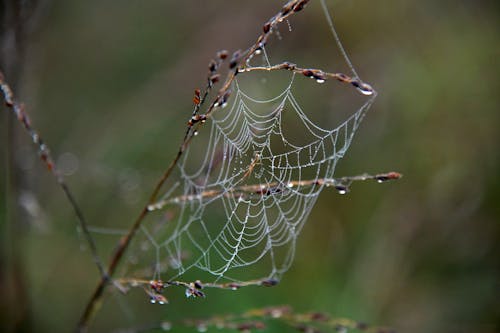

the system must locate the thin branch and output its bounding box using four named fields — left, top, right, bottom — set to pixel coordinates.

left=0, top=72, right=108, bottom=280
left=116, top=276, right=279, bottom=294
left=147, top=171, right=402, bottom=212
left=109, top=276, right=280, bottom=307
left=239, top=62, right=374, bottom=95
